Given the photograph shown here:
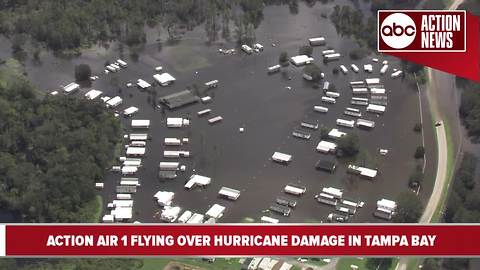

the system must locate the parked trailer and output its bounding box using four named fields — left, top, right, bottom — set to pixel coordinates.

left=159, top=162, right=180, bottom=171
left=120, top=180, right=140, bottom=187
left=324, top=53, right=341, bottom=61
left=131, top=120, right=150, bottom=129
left=116, top=185, right=137, bottom=194
left=284, top=184, right=306, bottom=196
left=267, top=64, right=281, bottom=74
left=187, top=213, right=205, bottom=224
left=316, top=140, right=337, bottom=153
left=205, top=80, right=219, bottom=88
left=380, top=64, right=389, bottom=74
left=177, top=211, right=193, bottom=223
left=208, top=116, right=223, bottom=124
left=391, top=70, right=403, bottom=78
left=365, top=78, right=380, bottom=85
left=325, top=91, right=340, bottom=98
left=260, top=216, right=279, bottom=224
left=322, top=49, right=336, bottom=55
left=352, top=87, right=369, bottom=95
left=366, top=104, right=386, bottom=114
left=356, top=119, right=376, bottom=129
left=309, top=37, right=326, bottom=46
left=269, top=204, right=291, bottom=216
left=130, top=141, right=146, bottom=147
left=218, top=187, right=241, bottom=200
left=322, top=81, right=330, bottom=91
left=276, top=196, right=297, bottom=208
left=301, top=120, right=319, bottom=130
left=197, top=109, right=212, bottom=116
left=336, top=118, right=355, bottom=128
left=117, top=194, right=132, bottom=200
left=322, top=187, right=343, bottom=199
left=351, top=64, right=359, bottom=73
left=328, top=128, right=346, bottom=139
left=129, top=133, right=148, bottom=141
left=315, top=193, right=338, bottom=206
left=340, top=65, right=348, bottom=74
left=314, top=105, right=329, bottom=113
left=364, top=64, right=373, bottom=73
left=321, top=96, right=336, bottom=104
left=344, top=110, right=362, bottom=118
left=374, top=207, right=394, bottom=220
left=164, top=151, right=190, bottom=158
left=164, top=138, right=182, bottom=146
left=241, top=44, right=253, bottom=54
left=350, top=81, right=365, bottom=87
left=272, top=152, right=292, bottom=164
left=327, top=213, right=349, bottom=223
left=116, top=59, right=127, bottom=67
left=167, top=118, right=190, bottom=128
left=292, top=129, right=311, bottom=140
left=123, top=106, right=138, bottom=117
